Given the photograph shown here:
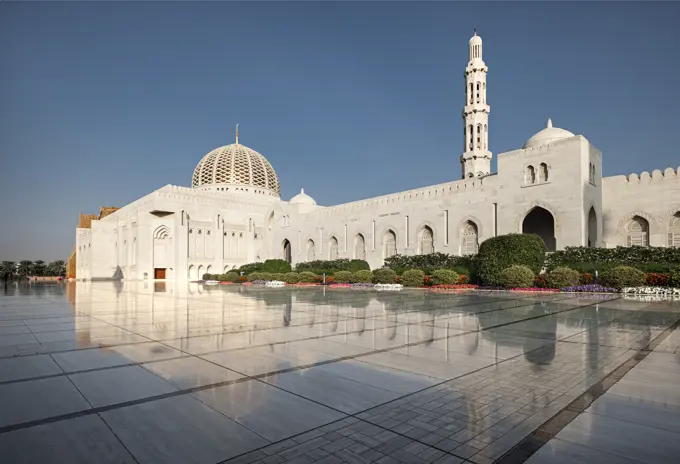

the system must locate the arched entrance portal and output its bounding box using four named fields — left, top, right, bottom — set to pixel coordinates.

left=282, top=239, right=292, bottom=264
left=522, top=207, right=556, bottom=251
left=587, top=207, right=597, bottom=247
